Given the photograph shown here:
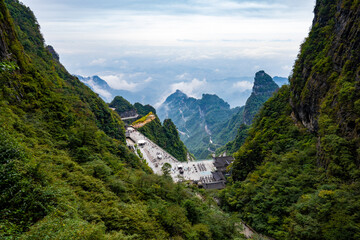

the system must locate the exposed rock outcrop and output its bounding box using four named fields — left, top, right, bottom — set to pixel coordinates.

left=290, top=0, right=360, bottom=135
left=243, top=71, right=279, bottom=125
left=46, top=45, right=59, bottom=61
